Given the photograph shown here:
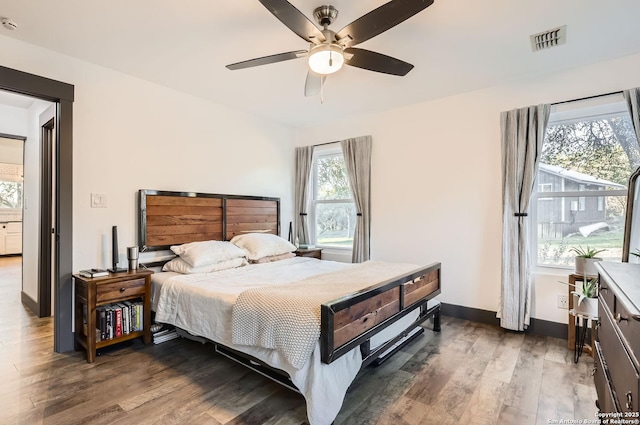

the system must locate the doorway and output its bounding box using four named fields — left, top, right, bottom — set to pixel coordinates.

left=0, top=135, right=25, bottom=318
left=0, top=94, right=55, bottom=318
left=0, top=65, right=74, bottom=353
